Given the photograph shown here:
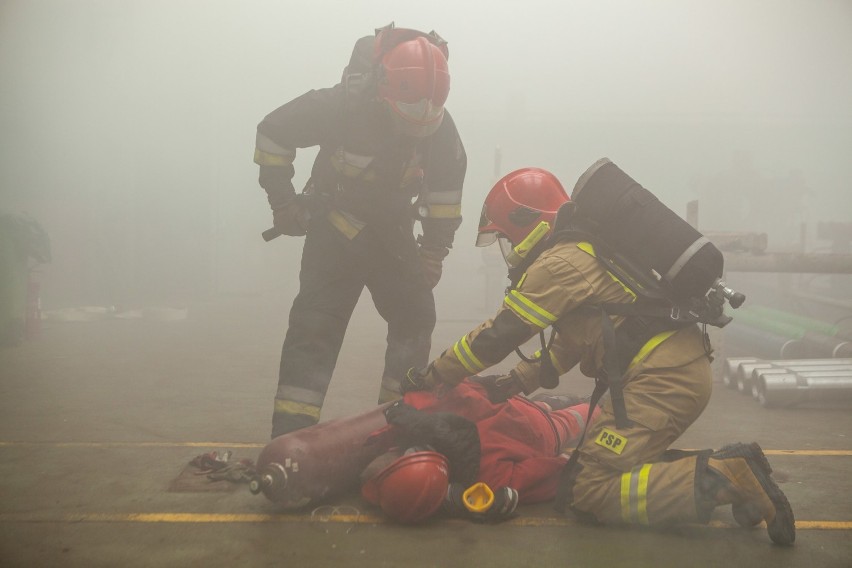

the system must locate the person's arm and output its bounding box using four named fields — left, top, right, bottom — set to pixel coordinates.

left=254, top=86, right=341, bottom=235
left=418, top=110, right=466, bottom=251
left=413, top=252, right=595, bottom=391
left=415, top=110, right=466, bottom=287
